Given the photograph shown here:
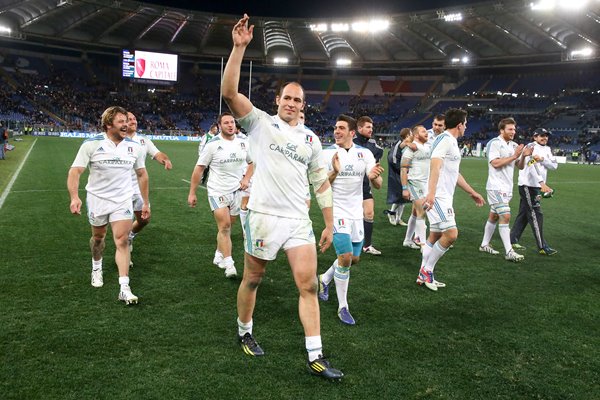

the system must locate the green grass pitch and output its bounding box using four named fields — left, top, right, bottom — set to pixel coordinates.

left=0, top=135, right=598, bottom=399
